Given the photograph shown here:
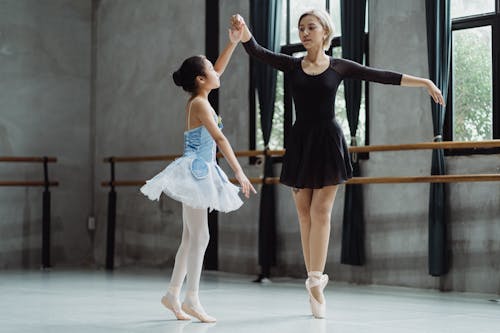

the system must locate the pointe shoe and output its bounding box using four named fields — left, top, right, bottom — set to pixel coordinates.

left=161, top=295, right=191, bottom=320
left=181, top=302, right=217, bottom=323
left=305, top=274, right=328, bottom=319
